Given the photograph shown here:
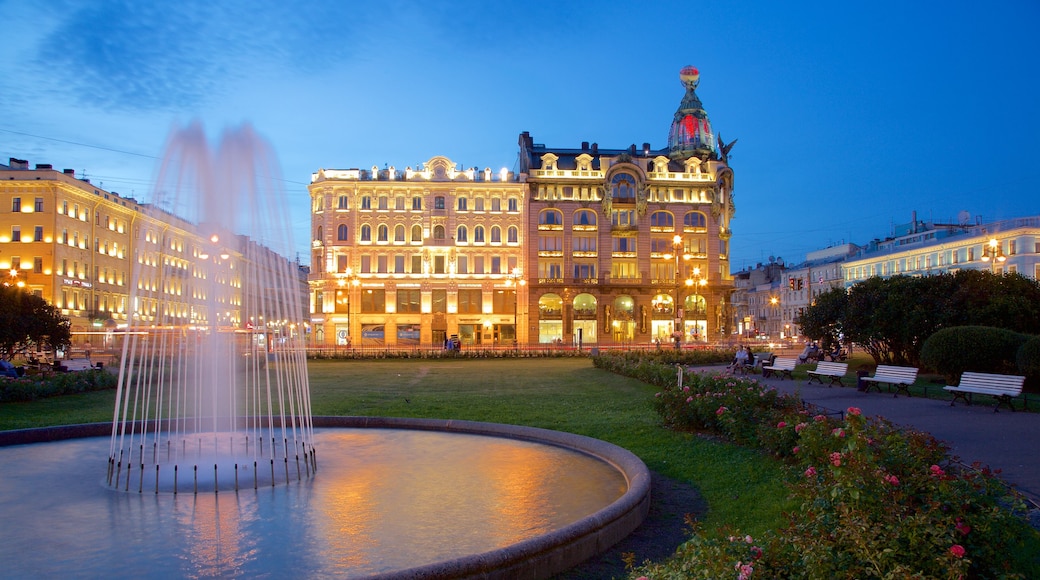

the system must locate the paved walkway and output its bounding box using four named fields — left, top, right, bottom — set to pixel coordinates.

left=693, top=366, right=1040, bottom=504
